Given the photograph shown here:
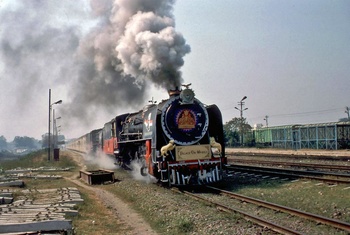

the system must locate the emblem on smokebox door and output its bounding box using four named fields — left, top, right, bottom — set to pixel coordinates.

left=161, top=94, right=209, bottom=145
